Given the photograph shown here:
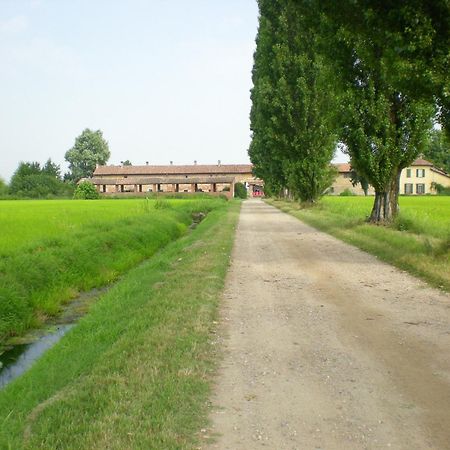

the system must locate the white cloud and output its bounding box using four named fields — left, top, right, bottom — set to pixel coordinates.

left=0, top=15, right=28, bottom=34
